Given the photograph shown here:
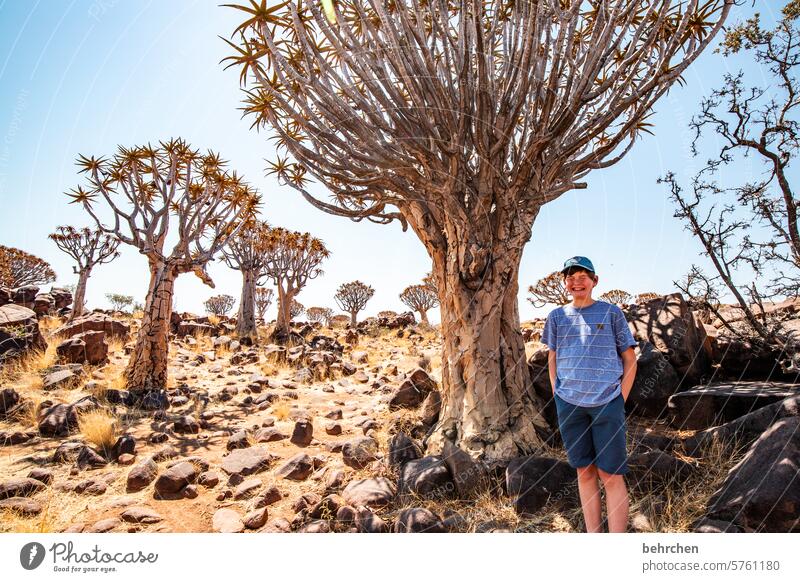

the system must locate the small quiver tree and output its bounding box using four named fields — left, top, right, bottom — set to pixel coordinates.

left=599, top=289, right=633, bottom=307
left=0, top=245, right=56, bottom=289
left=255, top=287, right=274, bottom=321
left=528, top=272, right=570, bottom=308
left=399, top=284, right=439, bottom=324
left=306, top=306, right=334, bottom=326
left=260, top=227, right=329, bottom=342
left=290, top=300, right=305, bottom=320
left=49, top=226, right=120, bottom=320
left=205, top=294, right=236, bottom=317
left=222, top=220, right=271, bottom=343
left=67, top=139, right=260, bottom=398
left=334, top=280, right=374, bottom=326
left=106, top=293, right=134, bottom=312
